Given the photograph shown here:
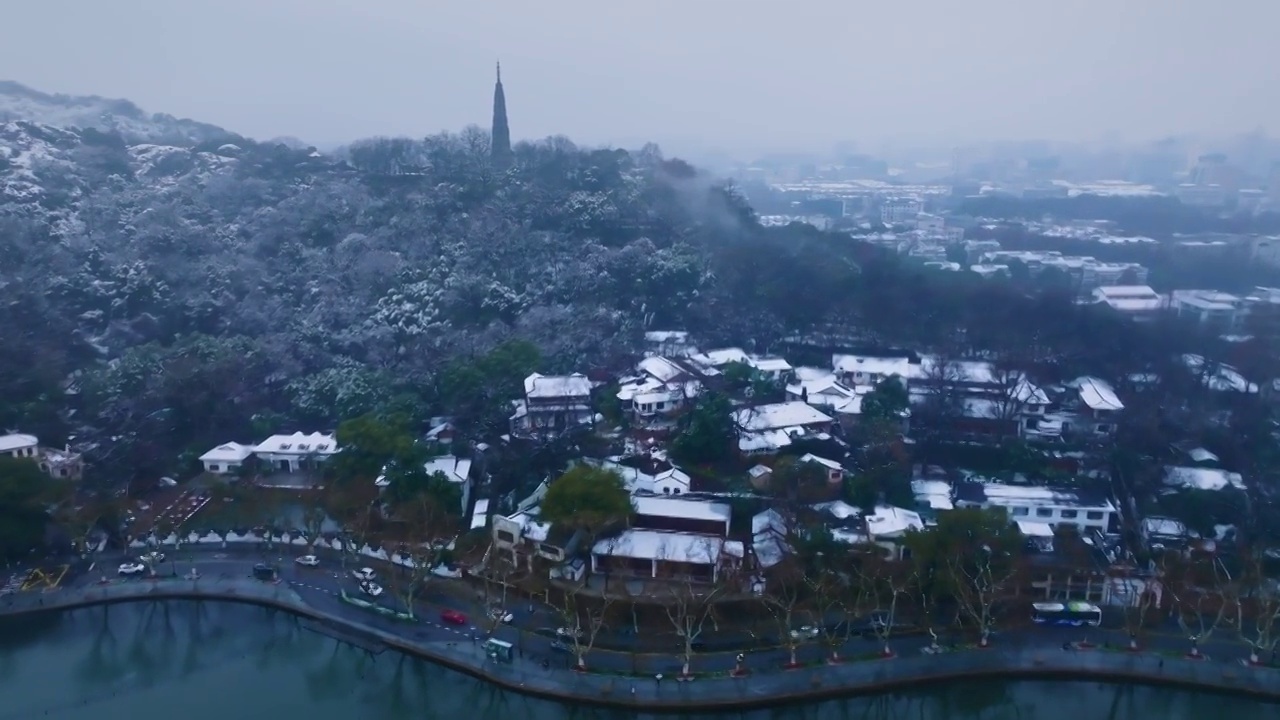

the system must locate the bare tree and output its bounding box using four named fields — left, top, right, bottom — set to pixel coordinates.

left=861, top=554, right=909, bottom=657
left=658, top=538, right=733, bottom=678
left=549, top=581, right=614, bottom=671
left=1232, top=547, right=1280, bottom=665
left=1113, top=564, right=1160, bottom=651
left=1162, top=549, right=1232, bottom=658
left=988, top=355, right=1040, bottom=424
left=920, top=353, right=966, bottom=423
left=761, top=556, right=809, bottom=667
left=385, top=494, right=457, bottom=620
left=945, top=544, right=1020, bottom=647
